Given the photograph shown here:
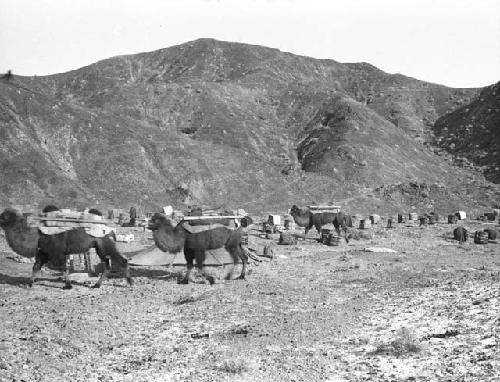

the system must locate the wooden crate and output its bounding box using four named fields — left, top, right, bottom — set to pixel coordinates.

left=325, top=234, right=341, bottom=246
left=359, top=219, right=371, bottom=229
left=67, top=250, right=102, bottom=274
left=241, top=233, right=249, bottom=246
left=321, top=228, right=333, bottom=243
